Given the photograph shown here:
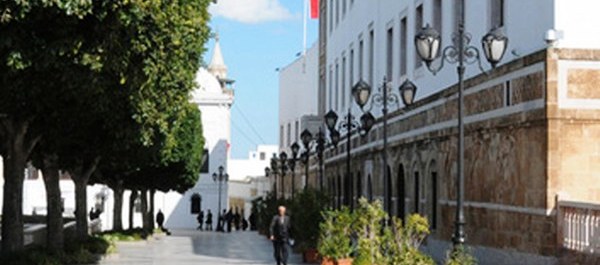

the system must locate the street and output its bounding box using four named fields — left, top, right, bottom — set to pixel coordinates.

left=99, top=230, right=303, bottom=265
